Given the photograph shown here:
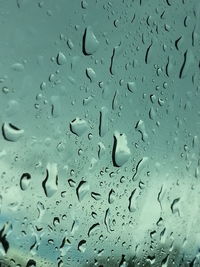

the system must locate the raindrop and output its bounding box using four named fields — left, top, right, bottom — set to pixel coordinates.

left=76, top=180, right=90, bottom=201
left=20, top=173, right=31, bottom=191
left=99, top=107, right=108, bottom=137
left=128, top=188, right=139, bottom=212
left=82, top=26, right=99, bottom=55
left=127, top=81, right=136, bottom=93
left=26, top=259, right=36, bottom=267
left=109, top=43, right=122, bottom=75
left=171, top=198, right=180, bottom=216
left=42, top=163, right=58, bottom=197
left=68, top=179, right=76, bottom=187
left=91, top=192, right=101, bottom=201
left=132, top=157, right=148, bottom=181
left=56, top=52, right=67, bottom=65
left=135, top=120, right=148, bottom=141
left=77, top=240, right=86, bottom=252
left=70, top=118, right=88, bottom=136
left=87, top=223, right=100, bottom=237
left=2, top=122, right=24, bottom=142
left=112, top=131, right=131, bottom=167
left=108, top=189, right=115, bottom=204
left=98, top=142, right=106, bottom=159
left=86, top=67, right=96, bottom=82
